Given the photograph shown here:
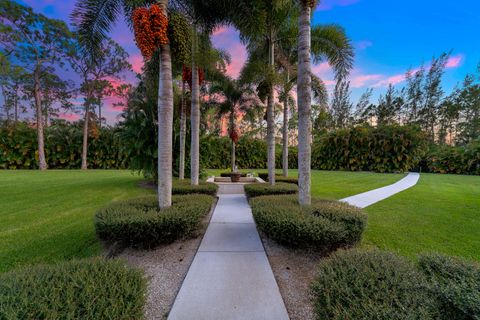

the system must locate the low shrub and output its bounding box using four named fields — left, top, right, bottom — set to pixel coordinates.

left=258, top=173, right=298, bottom=185
left=95, top=194, right=215, bottom=248
left=419, top=253, right=480, bottom=319
left=0, top=258, right=146, bottom=319
left=220, top=172, right=247, bottom=178
left=420, top=141, right=480, bottom=175
left=173, top=179, right=218, bottom=196
left=249, top=195, right=366, bottom=249
left=311, top=249, right=439, bottom=320
left=244, top=182, right=298, bottom=198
